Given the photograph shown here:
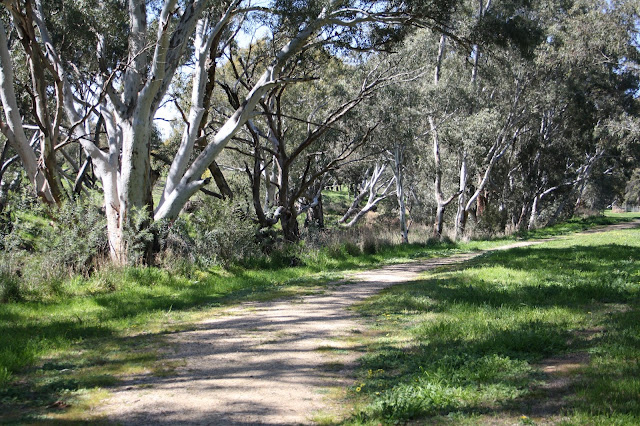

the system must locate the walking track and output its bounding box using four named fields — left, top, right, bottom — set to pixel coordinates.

left=98, top=221, right=639, bottom=424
